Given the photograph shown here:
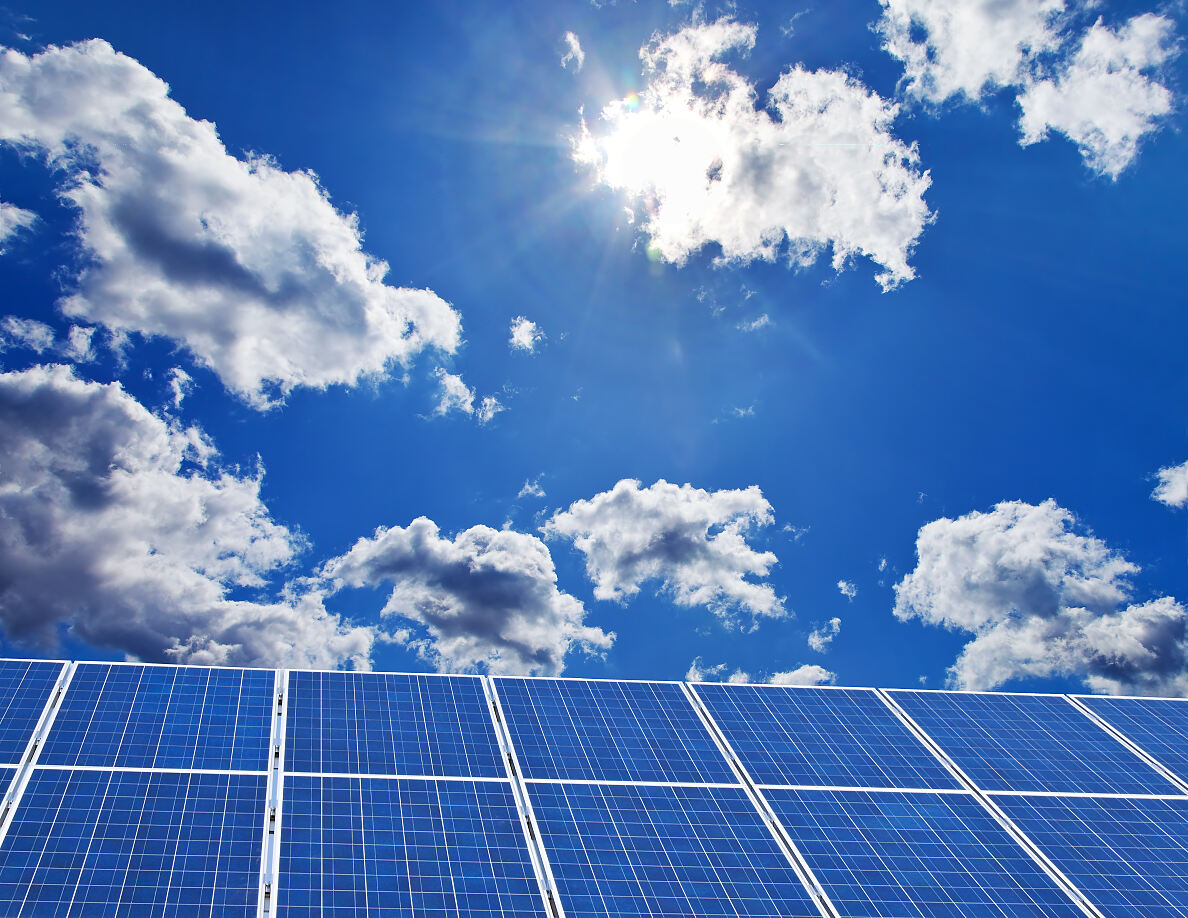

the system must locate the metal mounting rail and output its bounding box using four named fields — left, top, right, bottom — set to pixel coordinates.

left=683, top=682, right=839, bottom=918
left=0, top=661, right=76, bottom=847
left=876, top=688, right=1106, bottom=918
left=258, top=669, right=289, bottom=918
left=483, top=676, right=566, bottom=918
